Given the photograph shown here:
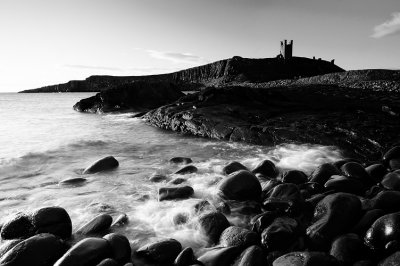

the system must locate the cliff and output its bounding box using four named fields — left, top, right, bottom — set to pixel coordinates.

left=20, top=56, right=344, bottom=93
